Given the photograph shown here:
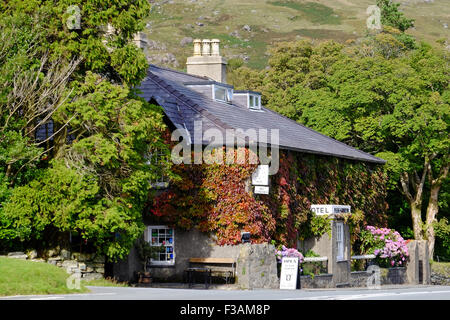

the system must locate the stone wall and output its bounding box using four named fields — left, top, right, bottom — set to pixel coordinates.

left=300, top=274, right=333, bottom=288
left=431, top=262, right=450, bottom=286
